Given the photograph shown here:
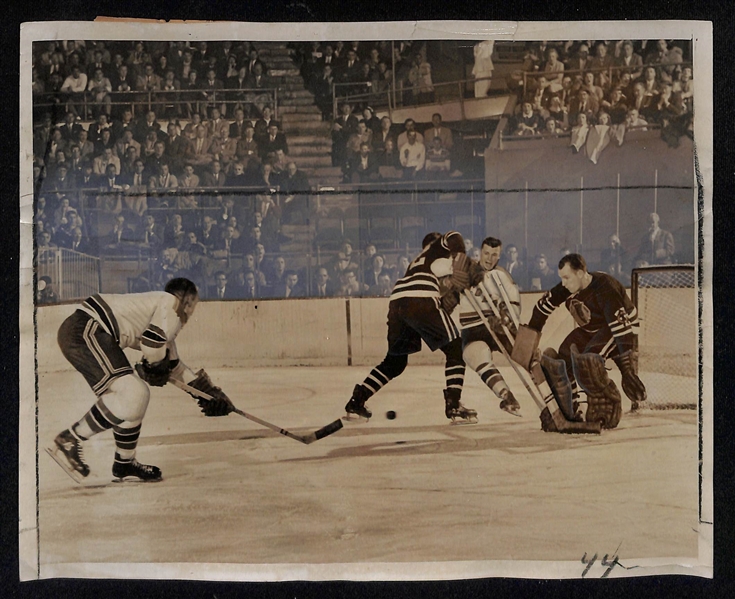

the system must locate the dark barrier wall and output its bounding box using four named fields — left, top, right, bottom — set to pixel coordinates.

left=485, top=130, right=695, bottom=270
